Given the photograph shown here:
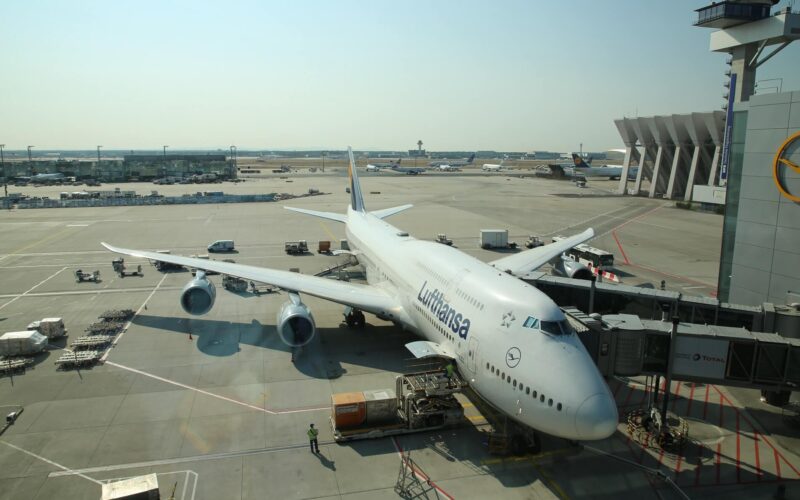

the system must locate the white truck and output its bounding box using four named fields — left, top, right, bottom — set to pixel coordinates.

left=480, top=229, right=517, bottom=250
left=0, top=331, right=48, bottom=356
